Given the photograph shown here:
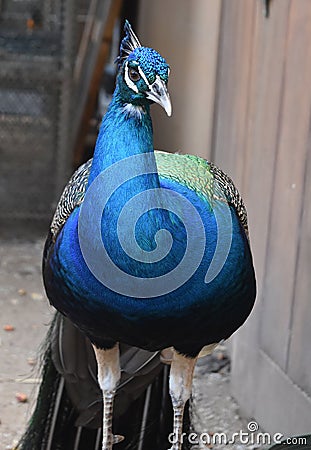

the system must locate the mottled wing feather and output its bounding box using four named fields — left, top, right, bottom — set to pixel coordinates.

left=209, top=162, right=249, bottom=238
left=50, top=159, right=93, bottom=238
